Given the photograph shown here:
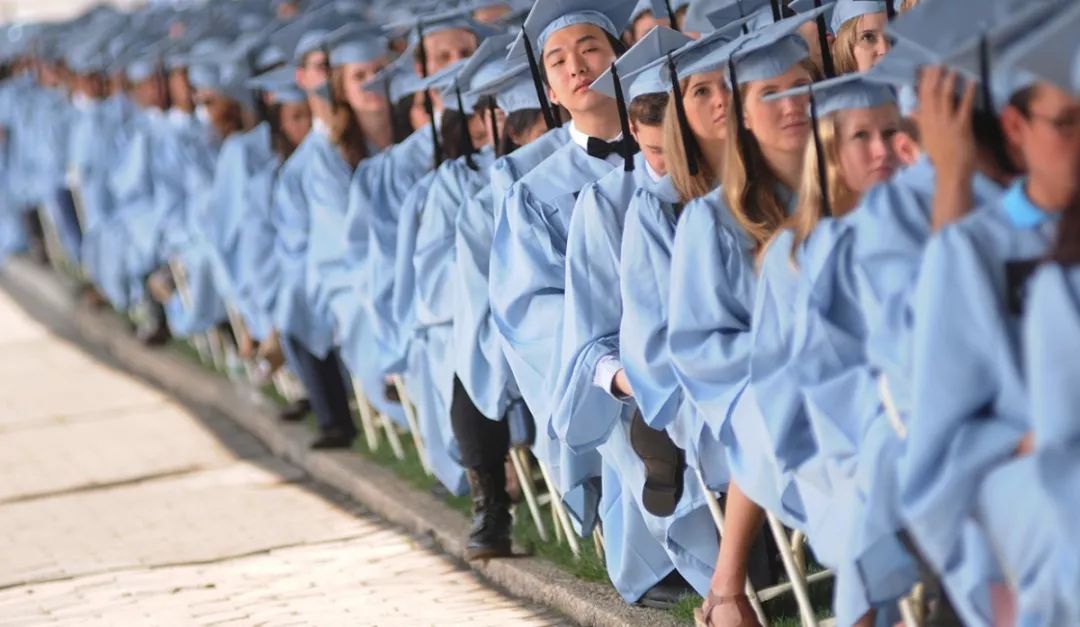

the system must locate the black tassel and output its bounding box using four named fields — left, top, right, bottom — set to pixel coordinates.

left=812, top=0, right=836, bottom=78
left=456, top=84, right=478, bottom=170
left=668, top=53, right=698, bottom=177
left=416, top=22, right=443, bottom=168
left=383, top=79, right=400, bottom=143
left=488, top=100, right=500, bottom=153
left=728, top=58, right=753, bottom=181
left=663, top=0, right=679, bottom=31
left=611, top=63, right=635, bottom=172
left=978, top=35, right=994, bottom=113
left=885, top=0, right=897, bottom=20
left=769, top=0, right=782, bottom=22
left=321, top=44, right=336, bottom=102
left=522, top=26, right=557, bottom=130
left=809, top=90, right=831, bottom=217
